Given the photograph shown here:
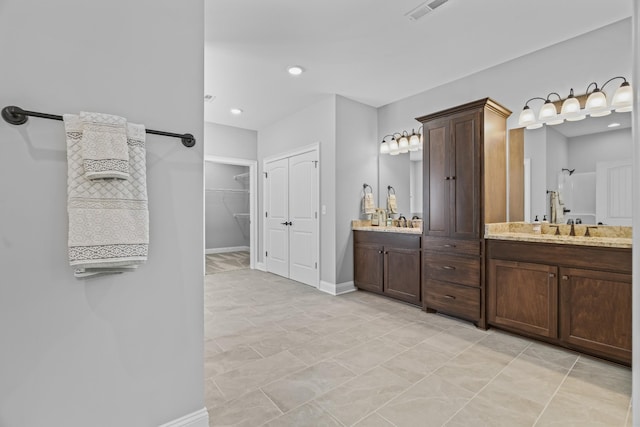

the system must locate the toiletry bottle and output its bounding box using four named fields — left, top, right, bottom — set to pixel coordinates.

left=532, top=215, right=541, bottom=234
